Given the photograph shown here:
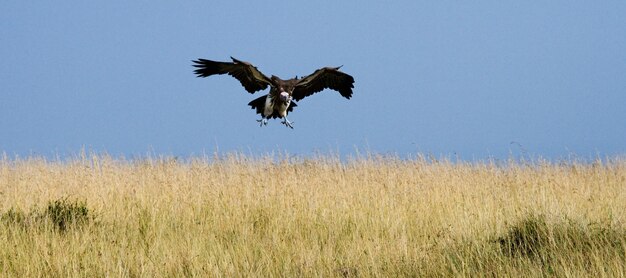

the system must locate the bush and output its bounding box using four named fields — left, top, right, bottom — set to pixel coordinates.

left=44, top=198, right=91, bottom=231
left=497, top=214, right=626, bottom=261
left=497, top=214, right=549, bottom=258
left=1, top=208, right=27, bottom=227
left=1, top=198, right=92, bottom=232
